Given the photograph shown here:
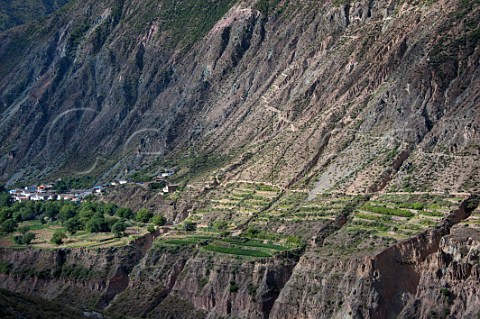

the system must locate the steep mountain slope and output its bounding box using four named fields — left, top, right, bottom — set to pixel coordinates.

left=0, top=0, right=478, bottom=195
left=0, top=0, right=71, bottom=31
left=0, top=288, right=85, bottom=319
left=1, top=1, right=480, bottom=317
